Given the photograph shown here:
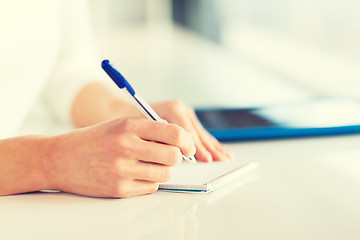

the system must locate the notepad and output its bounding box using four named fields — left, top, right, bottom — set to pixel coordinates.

left=159, top=161, right=257, bottom=193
